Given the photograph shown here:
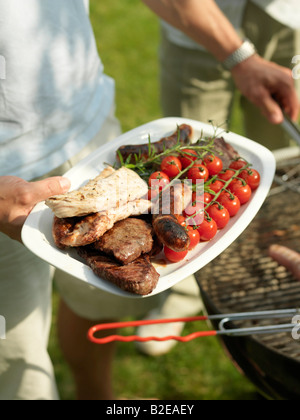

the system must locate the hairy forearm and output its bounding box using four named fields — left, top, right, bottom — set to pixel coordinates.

left=142, top=0, right=242, bottom=61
